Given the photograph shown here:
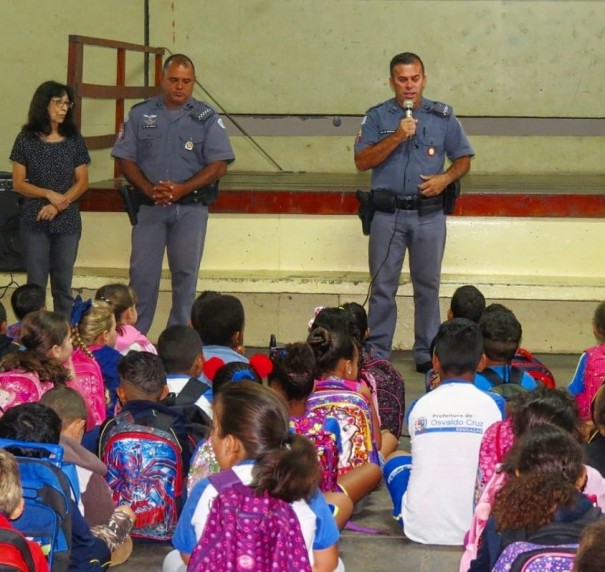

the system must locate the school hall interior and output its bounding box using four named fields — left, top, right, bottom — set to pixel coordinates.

left=0, top=2, right=604, bottom=569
